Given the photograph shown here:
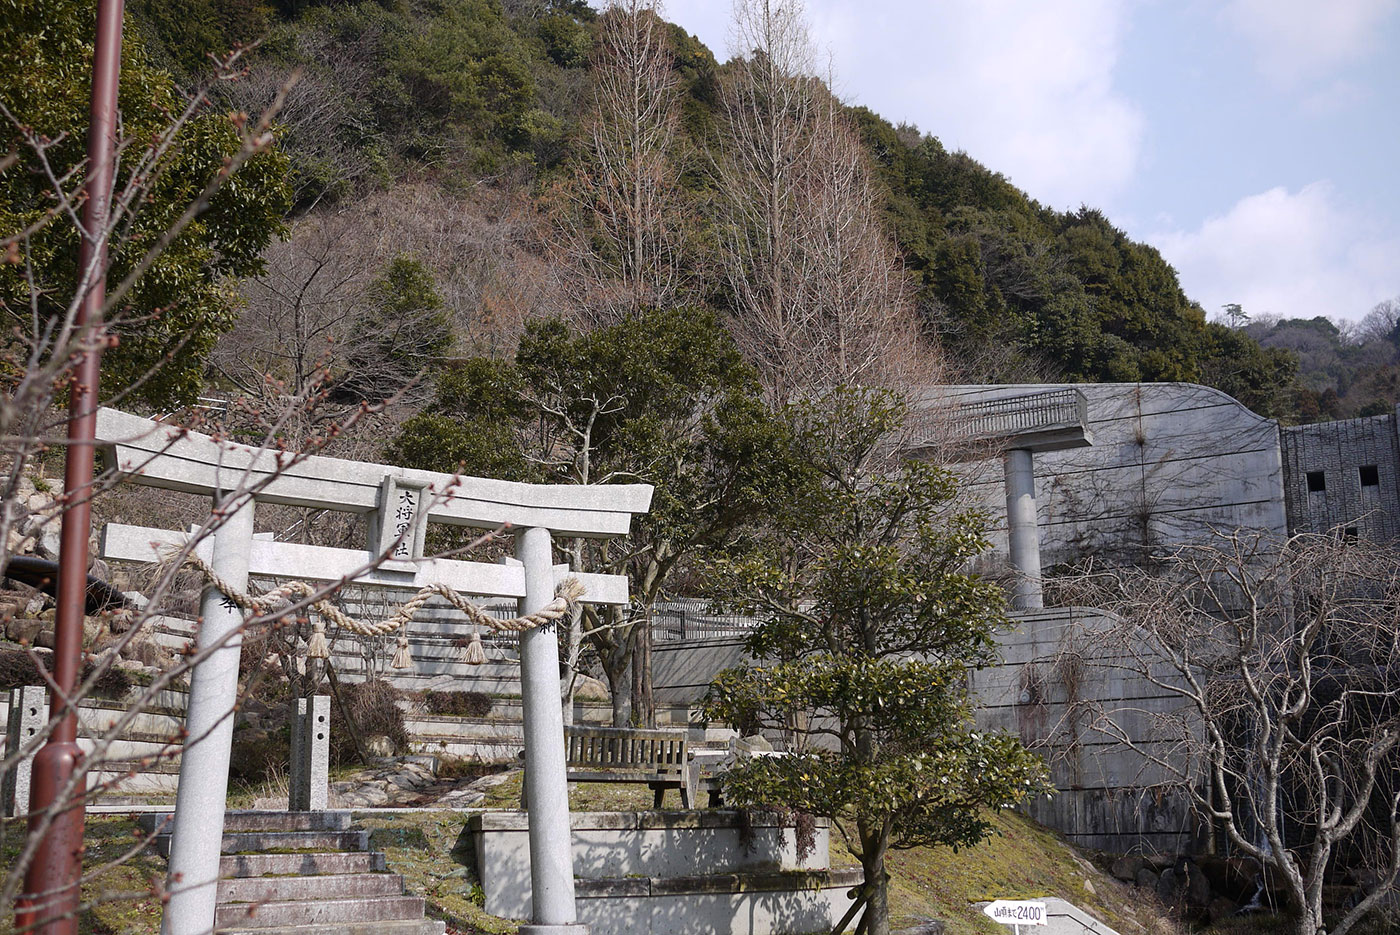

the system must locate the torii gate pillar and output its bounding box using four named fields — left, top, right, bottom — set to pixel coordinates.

left=516, top=526, right=584, bottom=933
left=162, top=492, right=255, bottom=935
